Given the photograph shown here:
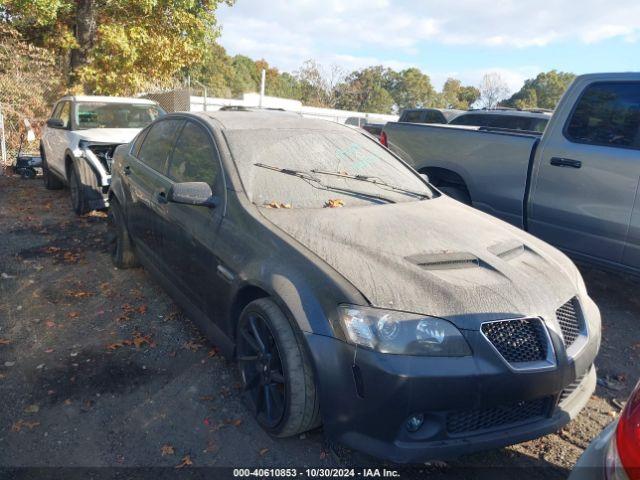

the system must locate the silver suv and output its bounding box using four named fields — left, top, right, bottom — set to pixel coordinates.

left=40, top=95, right=163, bottom=214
